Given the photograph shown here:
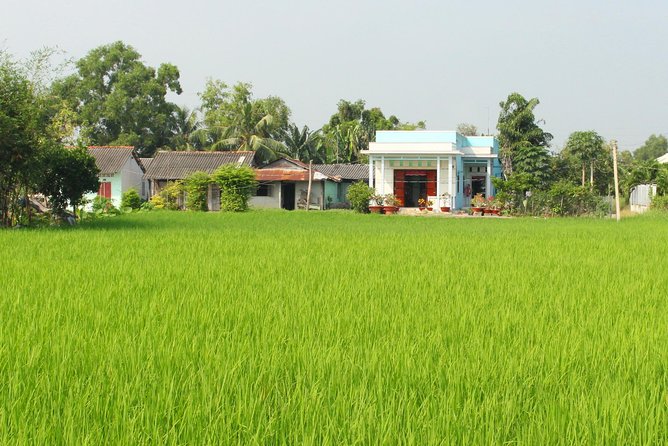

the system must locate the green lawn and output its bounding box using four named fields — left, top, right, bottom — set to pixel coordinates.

left=1, top=211, right=667, bottom=444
